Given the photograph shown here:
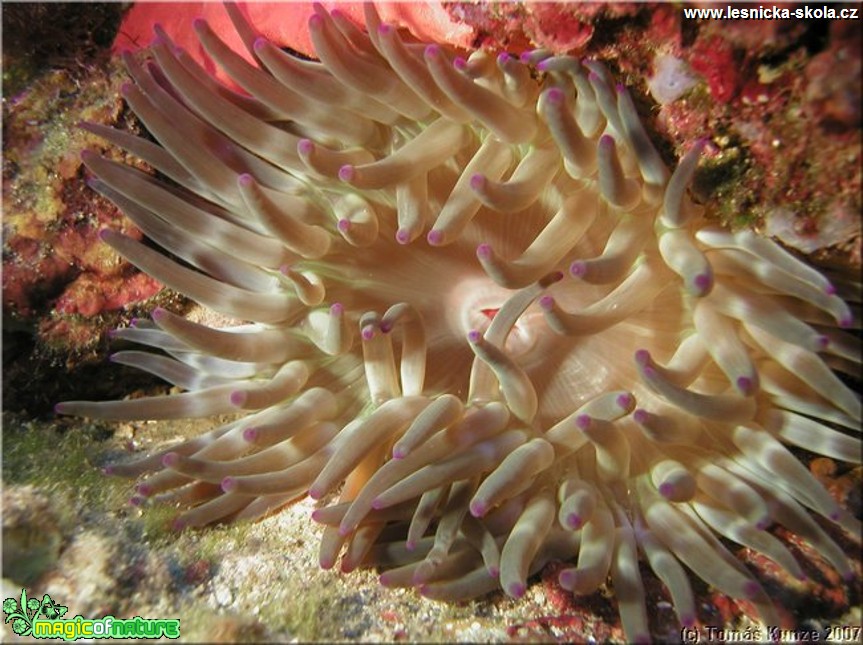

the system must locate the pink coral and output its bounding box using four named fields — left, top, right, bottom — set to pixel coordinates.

left=689, top=35, right=740, bottom=104
left=113, top=2, right=474, bottom=90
